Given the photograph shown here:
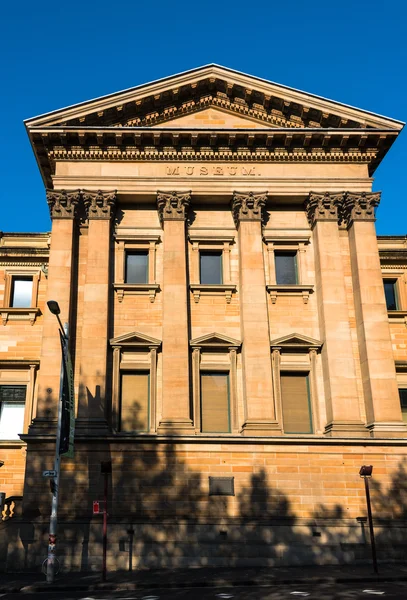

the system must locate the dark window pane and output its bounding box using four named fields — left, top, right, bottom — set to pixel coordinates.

left=275, top=252, right=297, bottom=285
left=120, top=372, right=149, bottom=432
left=0, top=385, right=27, bottom=402
left=399, top=389, right=407, bottom=423
left=384, top=280, right=398, bottom=311
left=281, top=373, right=312, bottom=433
left=126, top=252, right=148, bottom=284
left=11, top=277, right=33, bottom=308
left=200, top=252, right=222, bottom=284
left=201, top=373, right=230, bottom=433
